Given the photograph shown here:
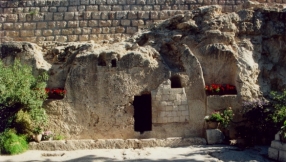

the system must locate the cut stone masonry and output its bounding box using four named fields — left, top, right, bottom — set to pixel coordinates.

left=1, top=0, right=285, bottom=43
left=152, top=80, right=189, bottom=124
